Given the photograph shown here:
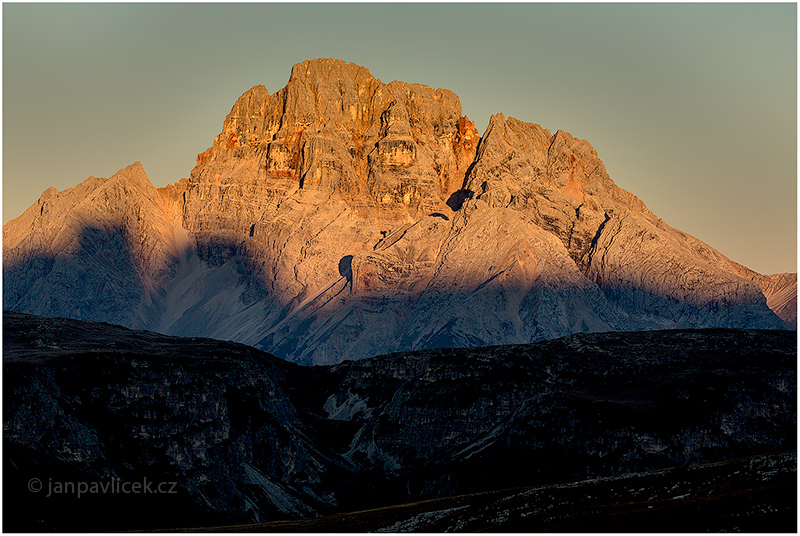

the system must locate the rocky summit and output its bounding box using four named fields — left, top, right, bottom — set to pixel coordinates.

left=3, top=58, right=793, bottom=364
